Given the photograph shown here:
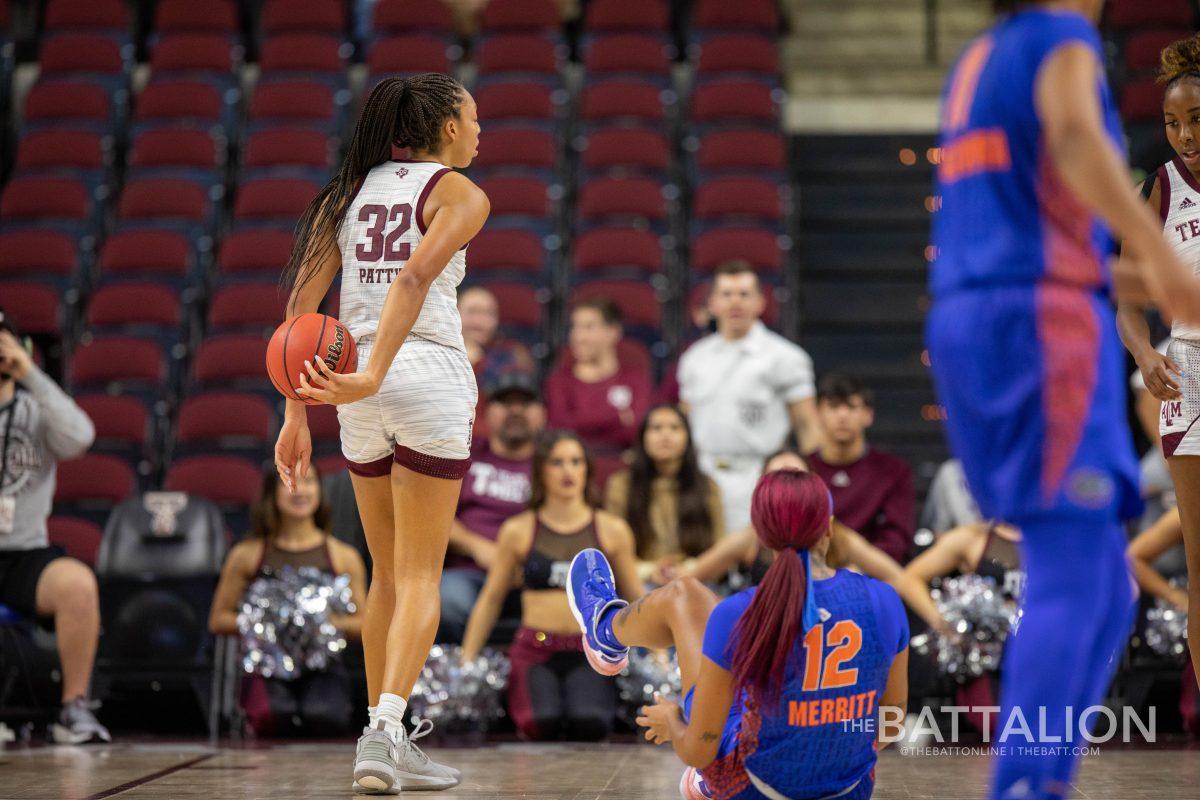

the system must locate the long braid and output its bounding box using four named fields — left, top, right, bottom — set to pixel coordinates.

left=282, top=73, right=464, bottom=308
